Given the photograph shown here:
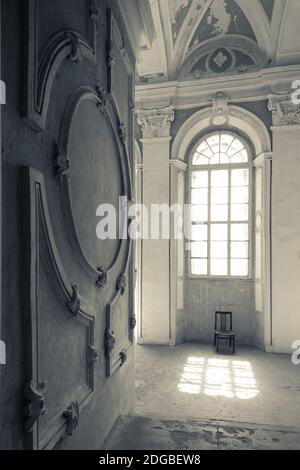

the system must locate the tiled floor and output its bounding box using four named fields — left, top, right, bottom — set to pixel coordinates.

left=103, top=344, right=300, bottom=450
